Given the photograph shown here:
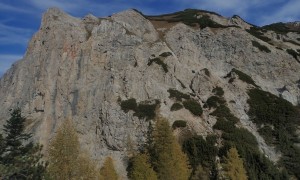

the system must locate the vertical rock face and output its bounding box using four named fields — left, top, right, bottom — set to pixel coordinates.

left=0, top=8, right=300, bottom=177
